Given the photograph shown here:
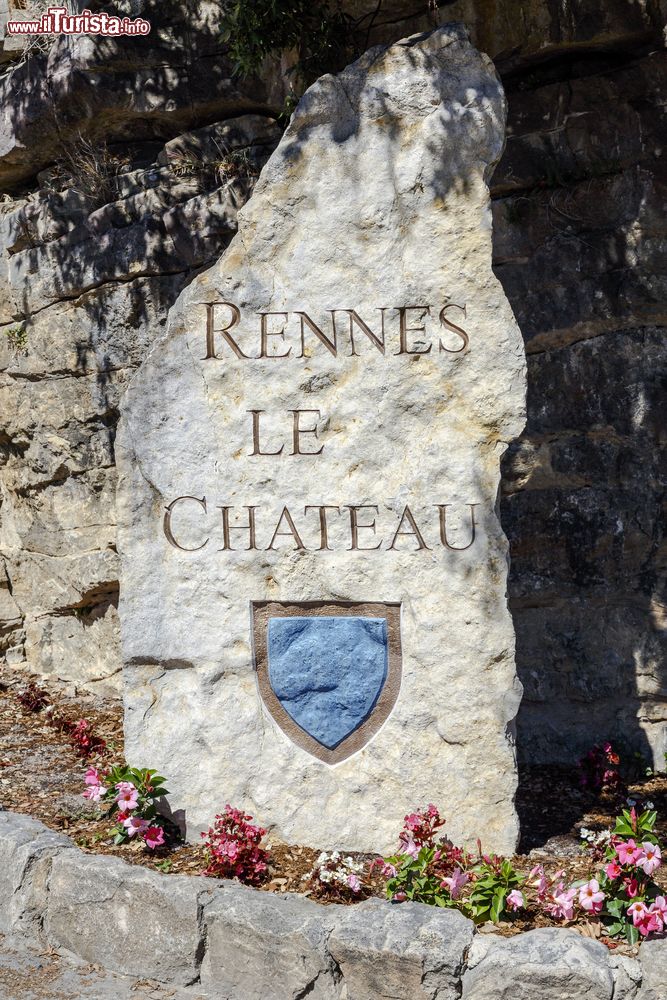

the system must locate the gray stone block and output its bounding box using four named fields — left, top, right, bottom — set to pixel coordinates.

left=45, top=851, right=212, bottom=986
left=328, top=897, right=474, bottom=1000
left=200, top=882, right=339, bottom=1000
left=462, top=928, right=614, bottom=1000
left=0, top=811, right=73, bottom=940
left=610, top=952, right=642, bottom=1000
left=638, top=938, right=667, bottom=1000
